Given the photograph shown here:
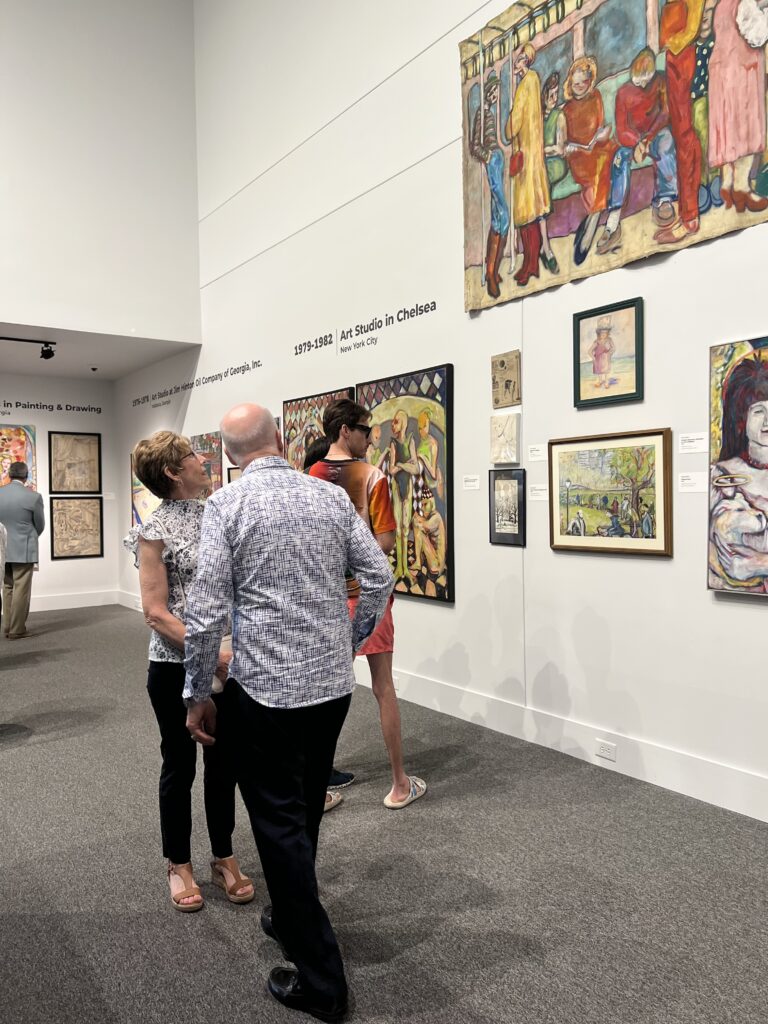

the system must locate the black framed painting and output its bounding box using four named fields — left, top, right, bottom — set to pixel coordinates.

left=356, top=364, right=454, bottom=602
left=48, top=431, right=102, bottom=494
left=282, top=387, right=354, bottom=472
left=573, top=297, right=644, bottom=409
left=50, top=496, right=104, bottom=560
left=489, top=469, right=526, bottom=546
